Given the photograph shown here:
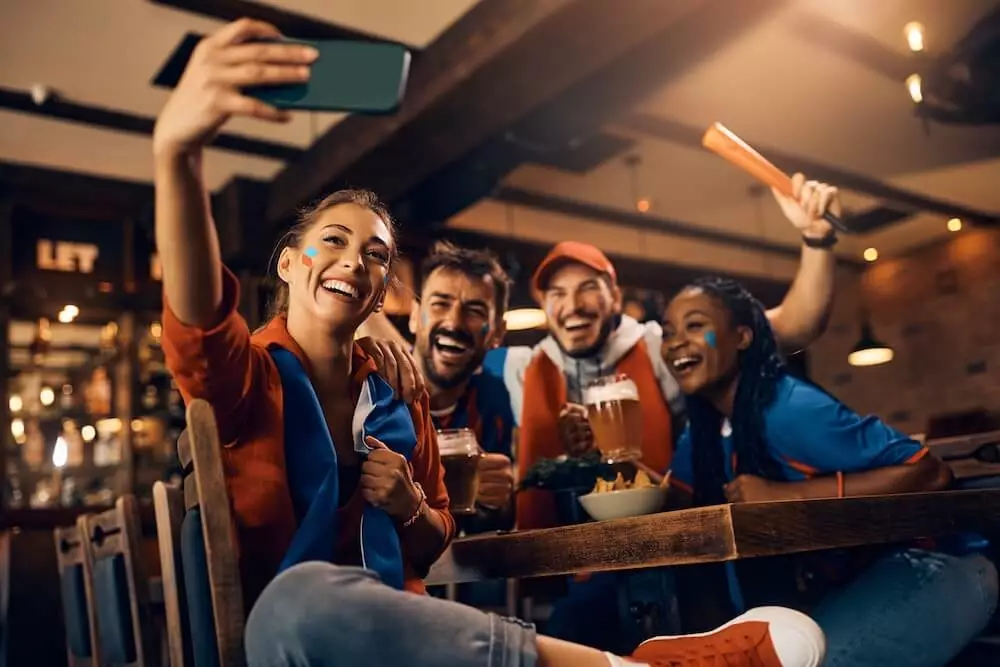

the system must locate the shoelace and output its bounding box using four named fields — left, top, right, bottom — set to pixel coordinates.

left=647, top=632, right=771, bottom=667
